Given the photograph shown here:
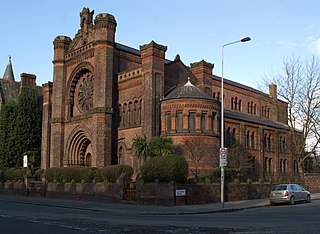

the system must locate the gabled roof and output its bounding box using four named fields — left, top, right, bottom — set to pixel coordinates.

left=2, top=56, right=15, bottom=81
